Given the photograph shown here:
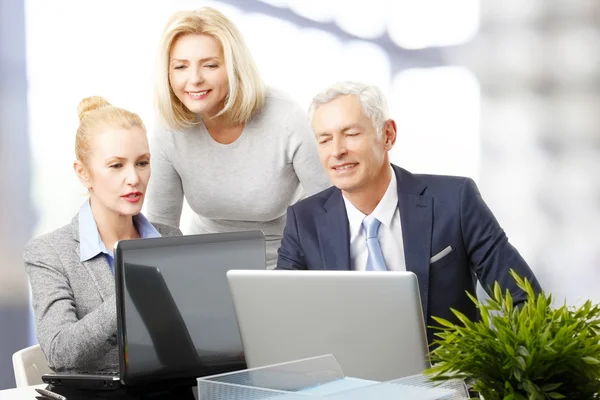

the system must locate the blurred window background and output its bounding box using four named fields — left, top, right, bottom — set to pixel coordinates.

left=1, top=0, right=598, bottom=389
